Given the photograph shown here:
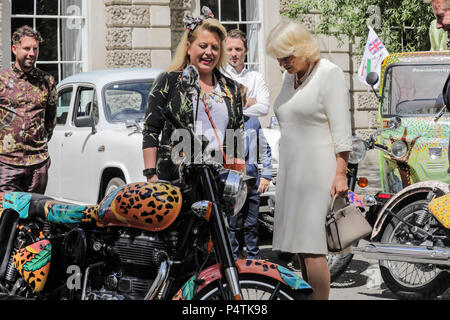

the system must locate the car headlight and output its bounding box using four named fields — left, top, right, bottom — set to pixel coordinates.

left=220, top=170, right=248, bottom=215
left=348, top=137, right=366, bottom=164
left=391, top=140, right=408, bottom=159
